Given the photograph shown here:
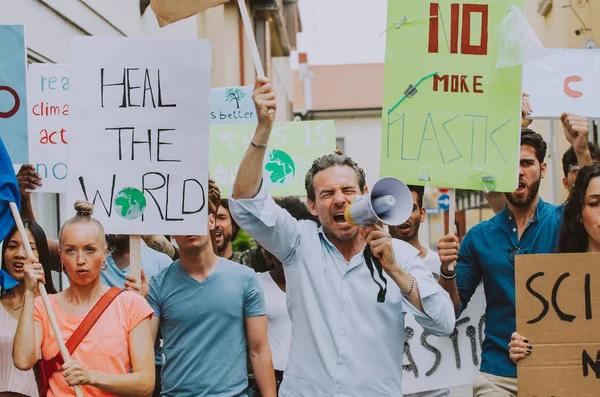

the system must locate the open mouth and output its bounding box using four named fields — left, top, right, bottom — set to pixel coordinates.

left=333, top=213, right=347, bottom=224
left=12, top=262, right=24, bottom=271
left=515, top=181, right=527, bottom=194
left=397, top=223, right=411, bottom=232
